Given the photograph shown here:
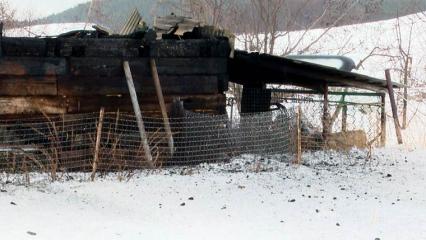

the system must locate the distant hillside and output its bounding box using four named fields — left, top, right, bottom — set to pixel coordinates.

left=37, top=0, right=171, bottom=32
left=34, top=0, right=426, bottom=33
